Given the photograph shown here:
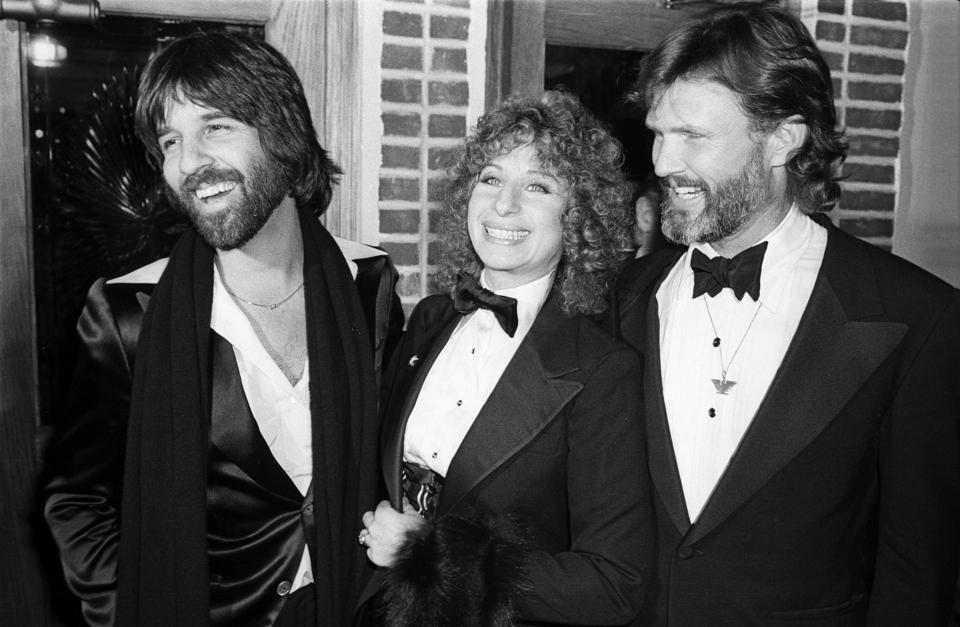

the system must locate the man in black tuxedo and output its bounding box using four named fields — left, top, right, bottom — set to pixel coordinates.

left=42, top=32, right=401, bottom=626
left=616, top=4, right=960, bottom=625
